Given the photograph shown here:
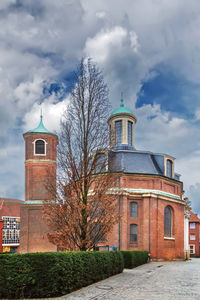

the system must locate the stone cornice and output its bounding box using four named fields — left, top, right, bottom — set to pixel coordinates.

left=22, top=200, right=55, bottom=205
left=25, top=159, right=56, bottom=164
left=108, top=187, right=185, bottom=205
